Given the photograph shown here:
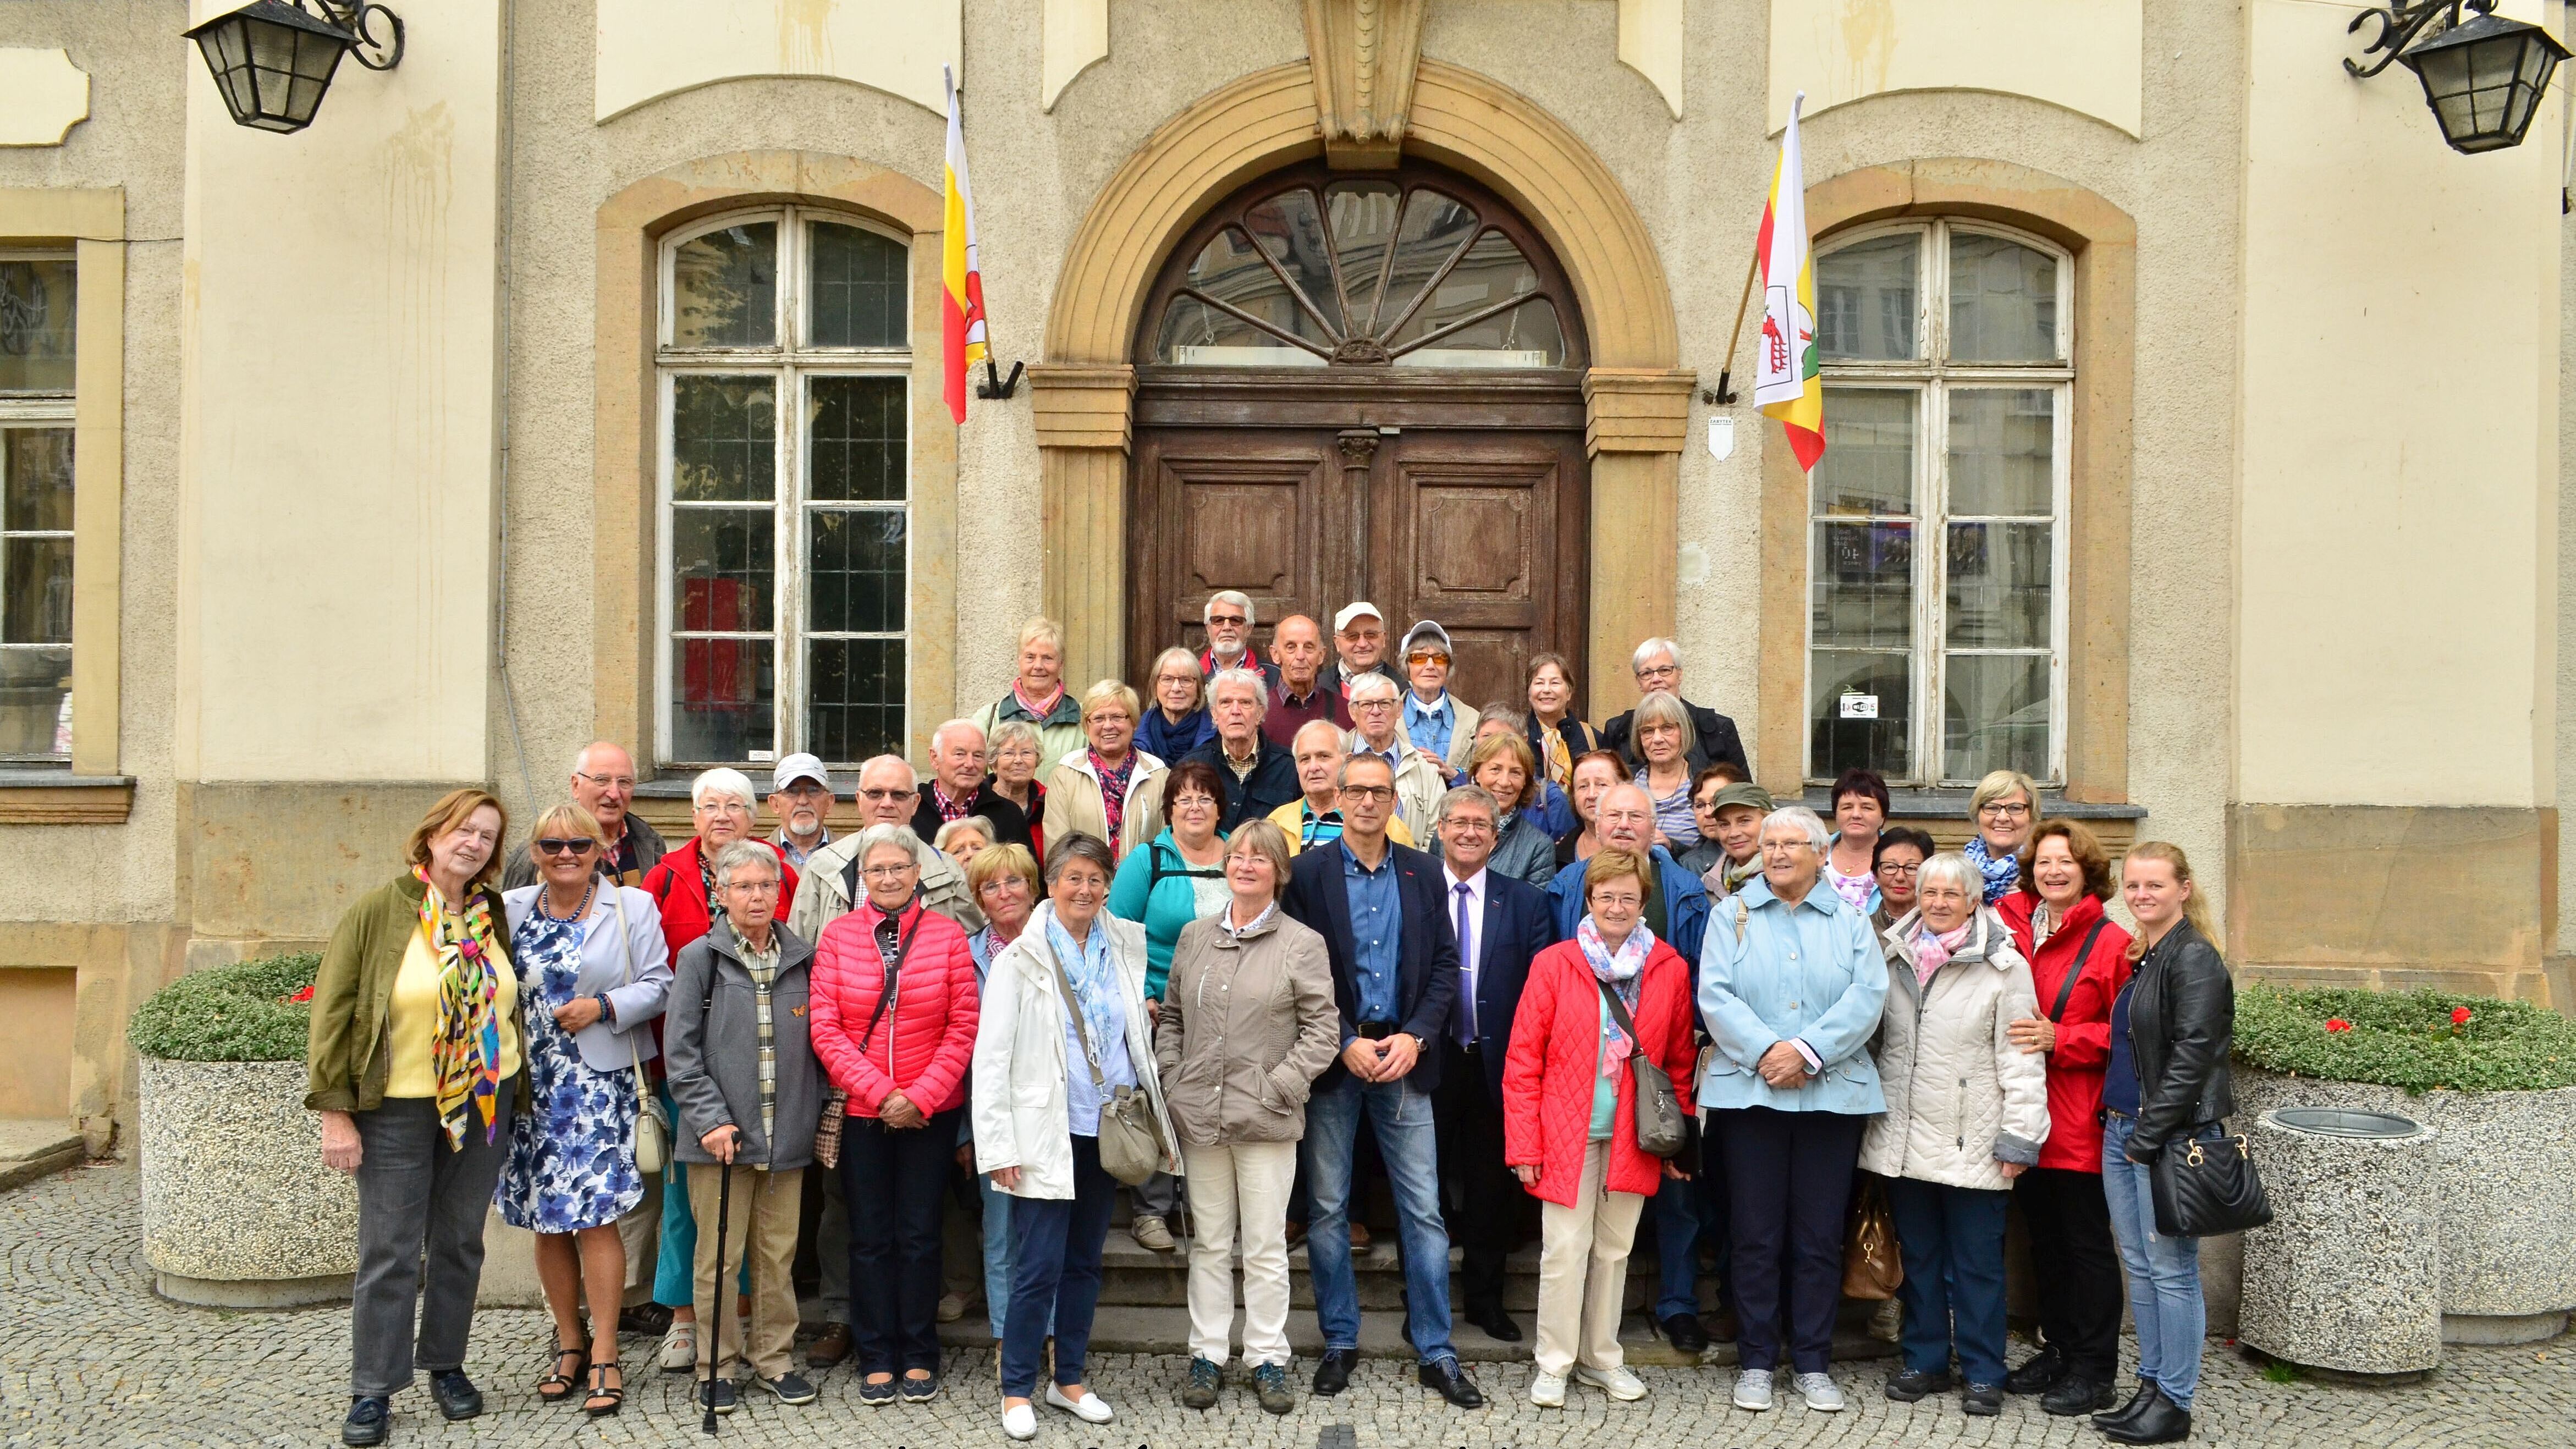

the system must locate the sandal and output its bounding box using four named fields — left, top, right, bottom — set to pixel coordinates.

left=538, top=1347, right=587, bottom=1404
left=584, top=1360, right=624, bottom=1419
